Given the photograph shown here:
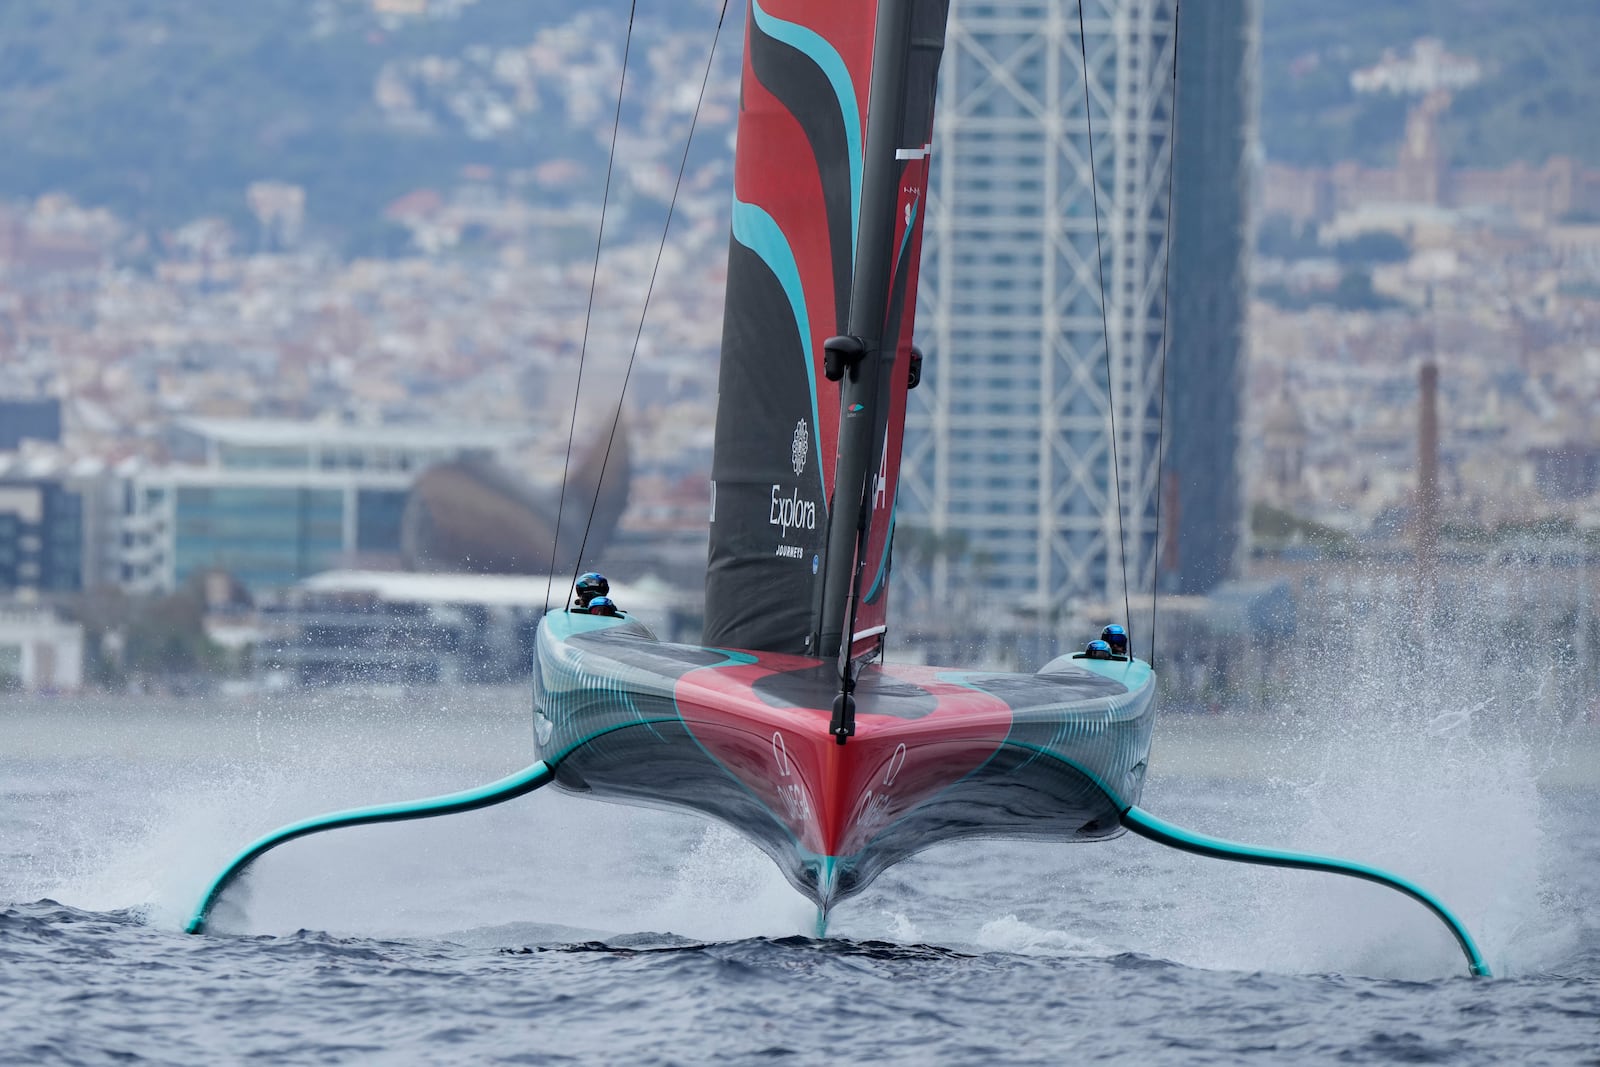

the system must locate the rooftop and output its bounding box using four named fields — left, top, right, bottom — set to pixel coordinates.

left=177, top=416, right=534, bottom=451
left=294, top=569, right=676, bottom=615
